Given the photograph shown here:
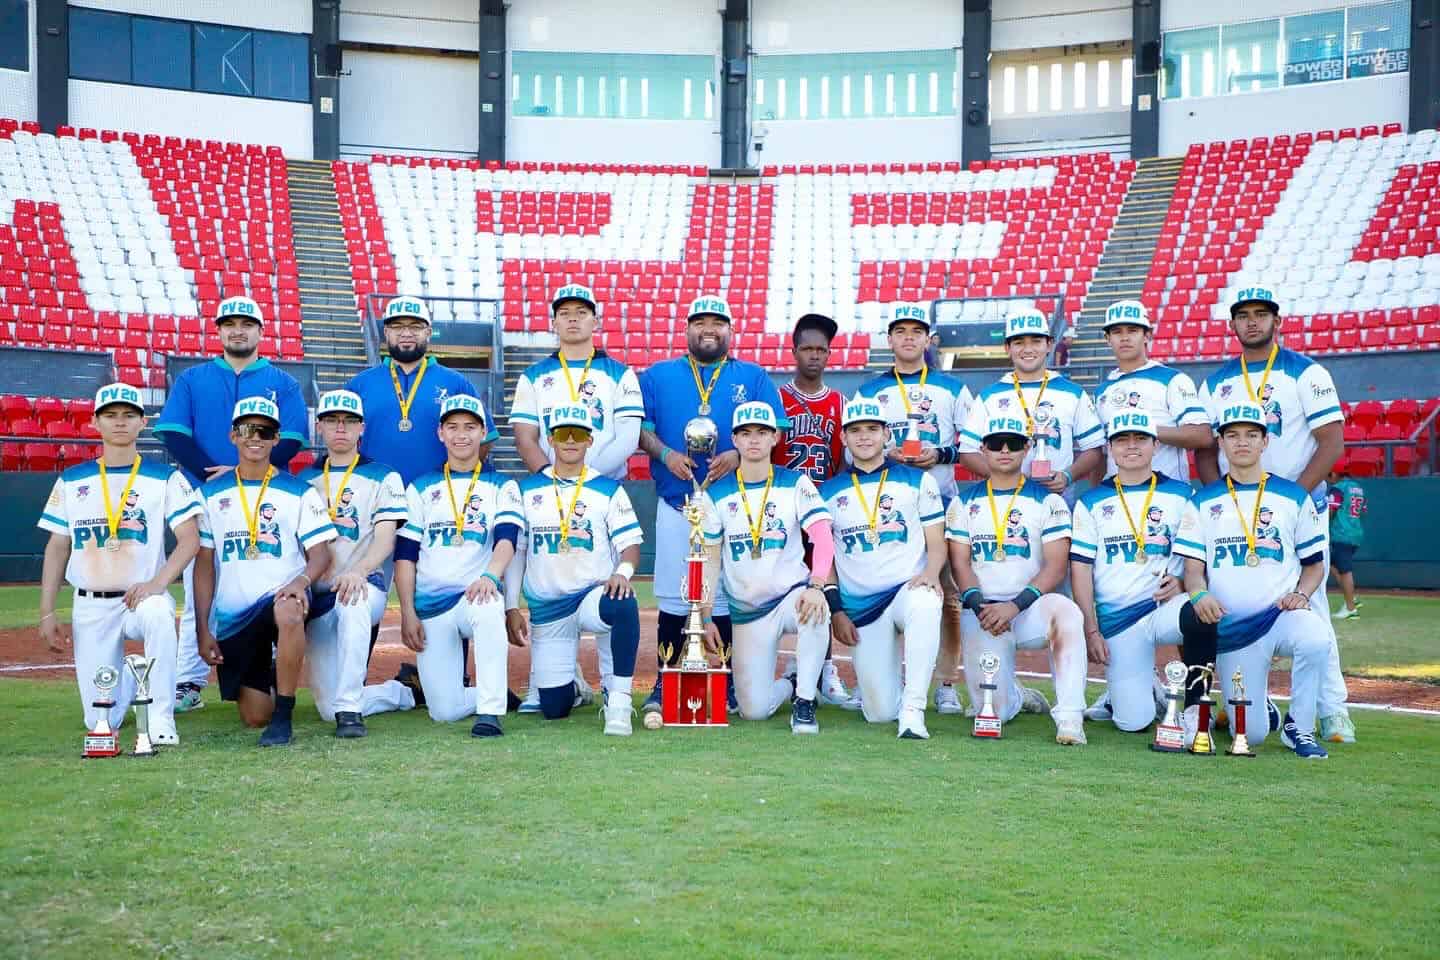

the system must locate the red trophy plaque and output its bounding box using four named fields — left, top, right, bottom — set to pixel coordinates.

left=900, top=419, right=923, bottom=460
left=658, top=497, right=730, bottom=727
left=1188, top=663, right=1216, bottom=755
left=1150, top=661, right=1187, bottom=752
left=972, top=652, right=1002, bottom=738
left=82, top=665, right=122, bottom=758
